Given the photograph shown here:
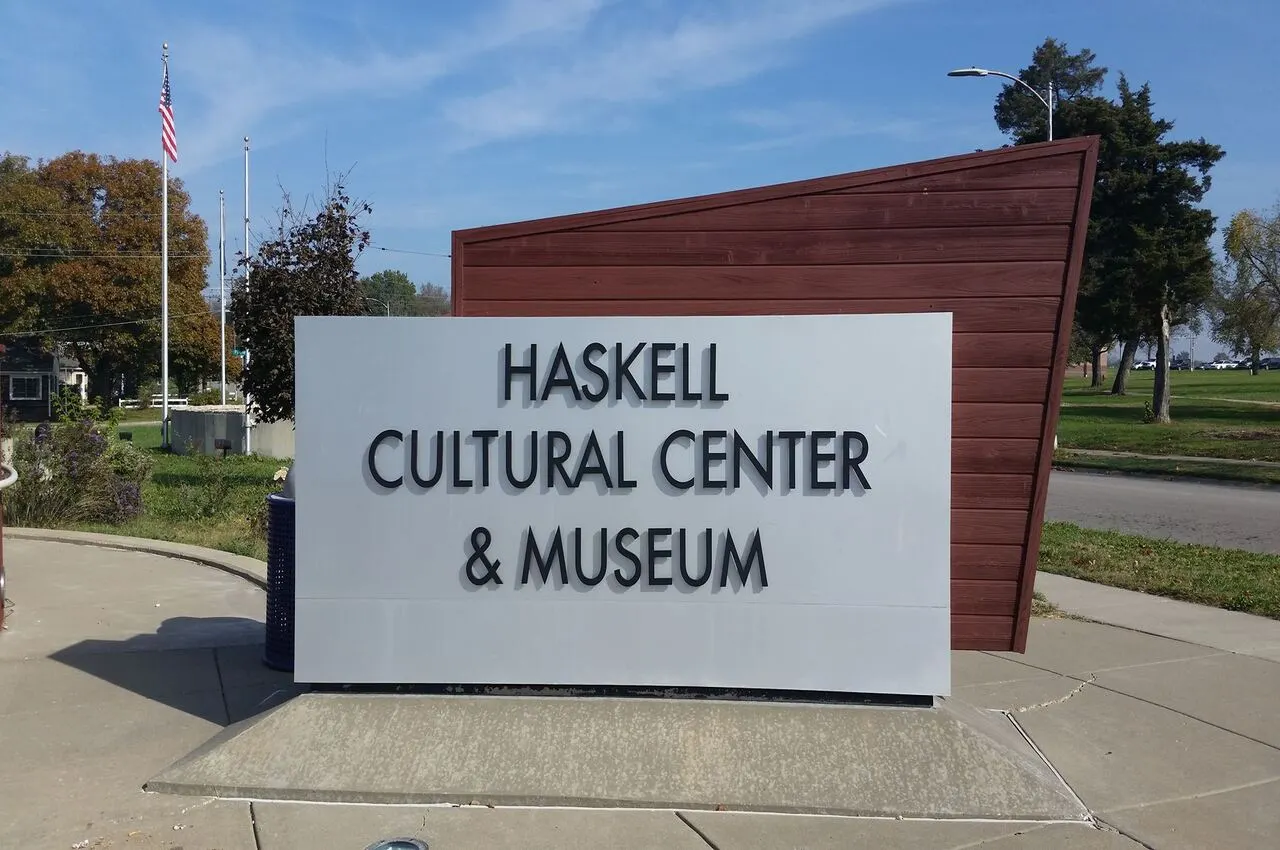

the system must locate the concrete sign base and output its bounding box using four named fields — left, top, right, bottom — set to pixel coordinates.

left=148, top=693, right=1088, bottom=820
